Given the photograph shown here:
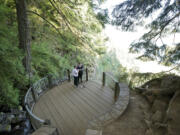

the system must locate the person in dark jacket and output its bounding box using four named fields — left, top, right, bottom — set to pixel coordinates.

left=77, top=63, right=84, bottom=83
